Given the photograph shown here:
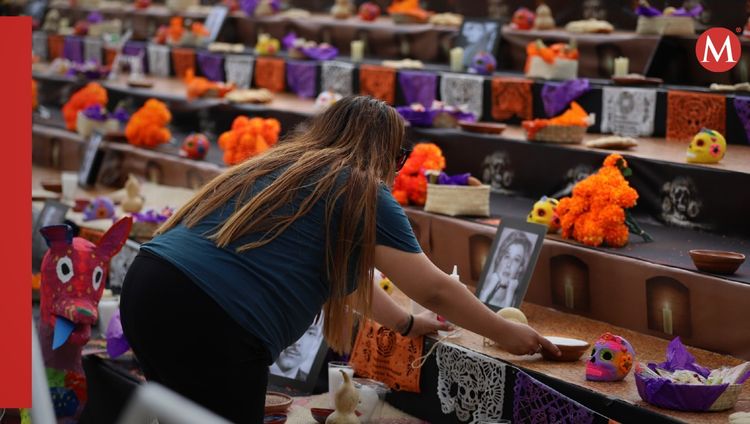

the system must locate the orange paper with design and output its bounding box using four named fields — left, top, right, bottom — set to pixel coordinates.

left=254, top=57, right=286, bottom=92
left=359, top=65, right=396, bottom=104
left=666, top=91, right=725, bottom=141
left=491, top=77, right=533, bottom=121
left=349, top=320, right=423, bottom=393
